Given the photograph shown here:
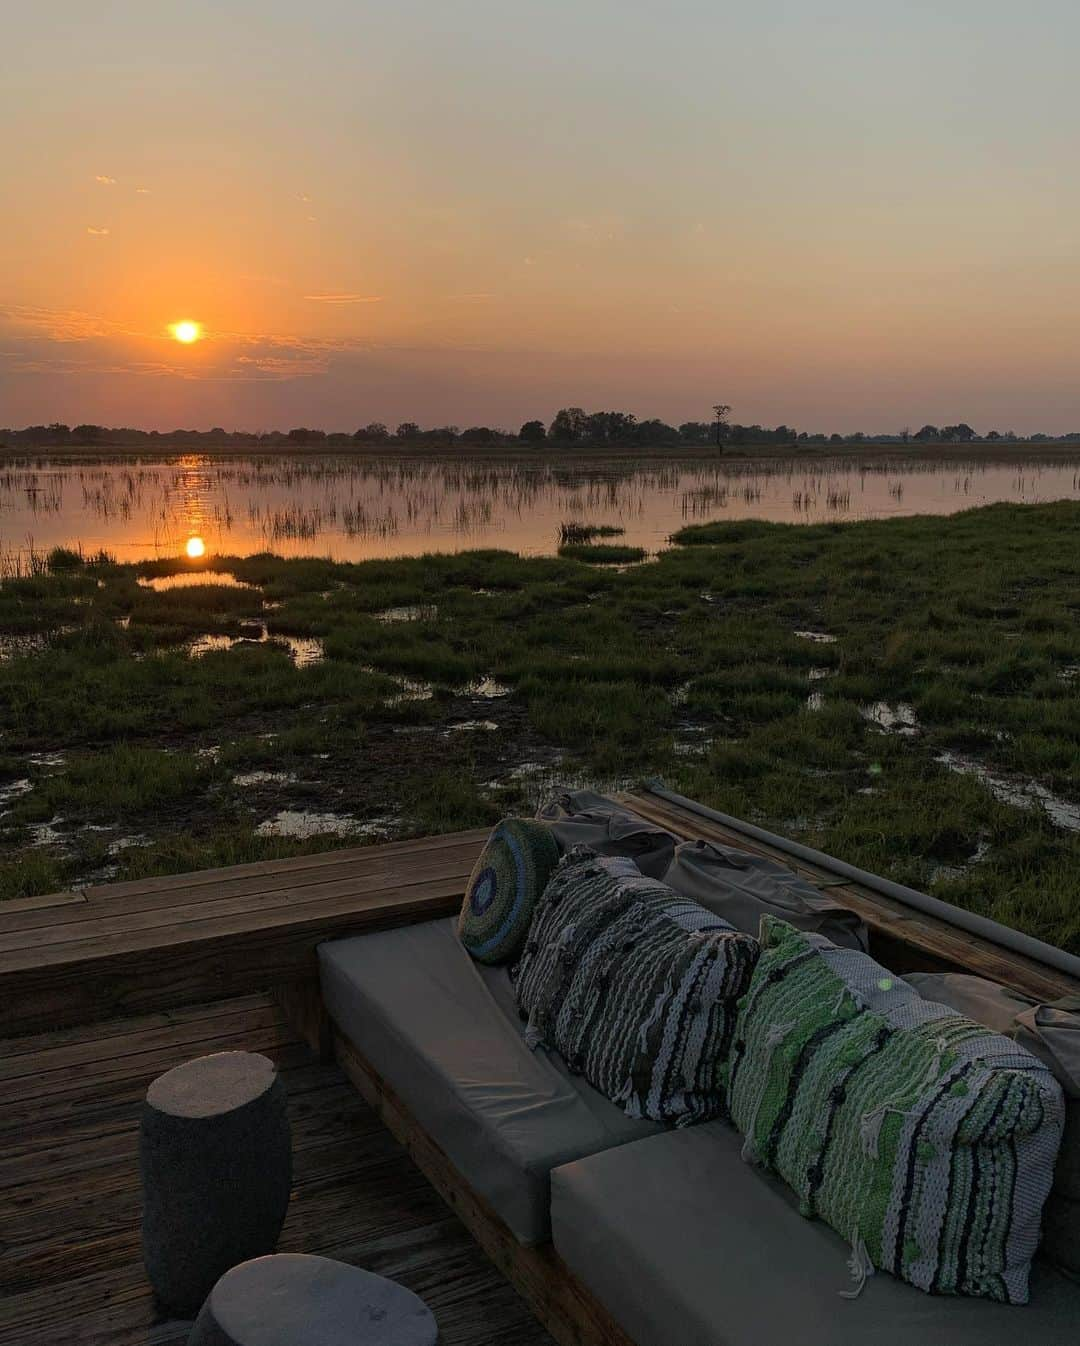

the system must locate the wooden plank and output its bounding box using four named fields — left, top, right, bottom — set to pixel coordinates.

left=0, top=882, right=464, bottom=1035
left=81, top=827, right=490, bottom=903
left=335, top=1032, right=635, bottom=1346
left=274, top=977, right=334, bottom=1061
left=0, top=889, right=87, bottom=915
left=621, top=790, right=1080, bottom=1003
left=0, top=839, right=480, bottom=955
